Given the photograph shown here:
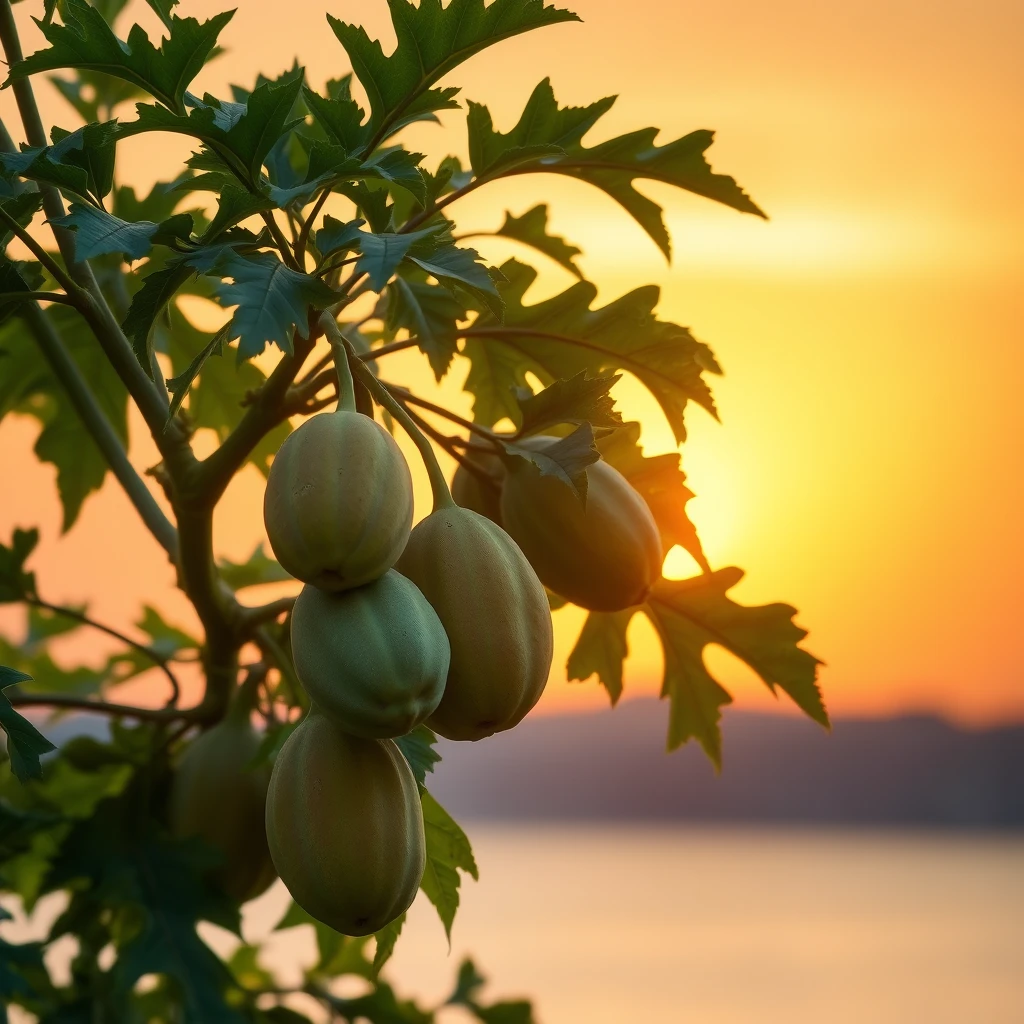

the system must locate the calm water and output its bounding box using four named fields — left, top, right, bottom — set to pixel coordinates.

left=6, top=827, right=1023, bottom=1022
left=244, top=826, right=1024, bottom=1023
